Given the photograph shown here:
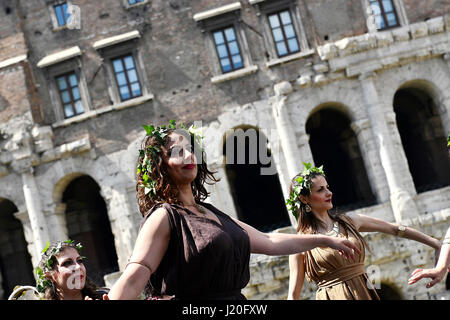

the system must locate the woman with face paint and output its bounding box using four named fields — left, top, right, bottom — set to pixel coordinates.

left=103, top=122, right=360, bottom=300
left=35, top=240, right=107, bottom=300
